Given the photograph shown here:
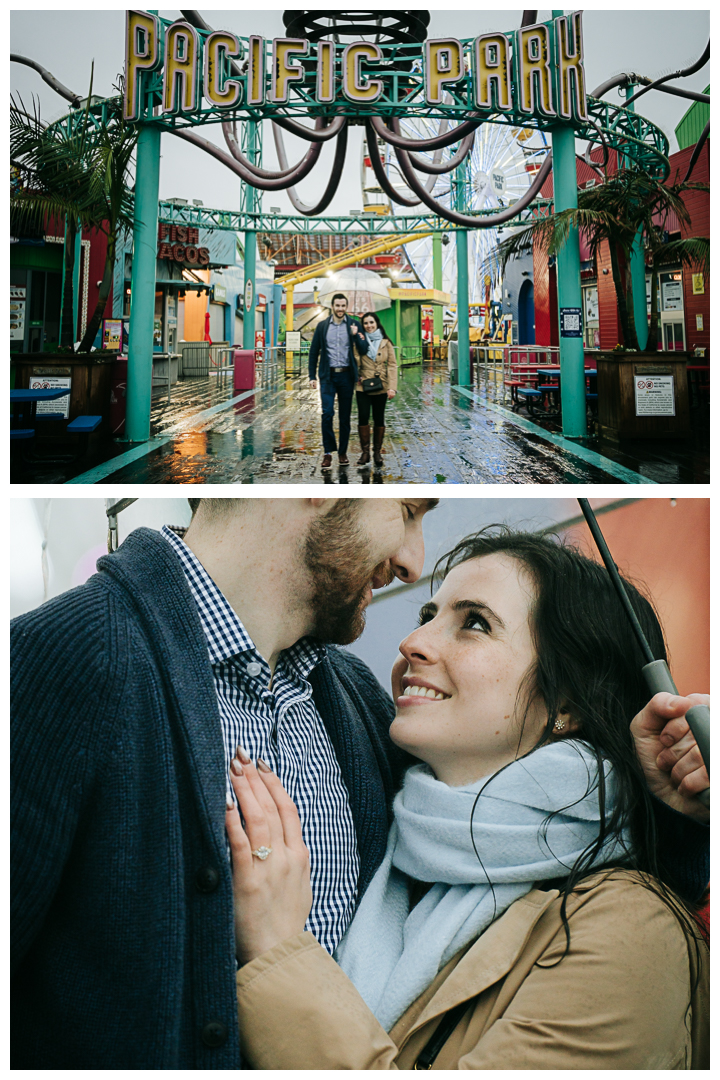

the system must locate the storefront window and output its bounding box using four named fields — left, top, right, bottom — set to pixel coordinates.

left=660, top=270, right=683, bottom=312
left=582, top=284, right=599, bottom=349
